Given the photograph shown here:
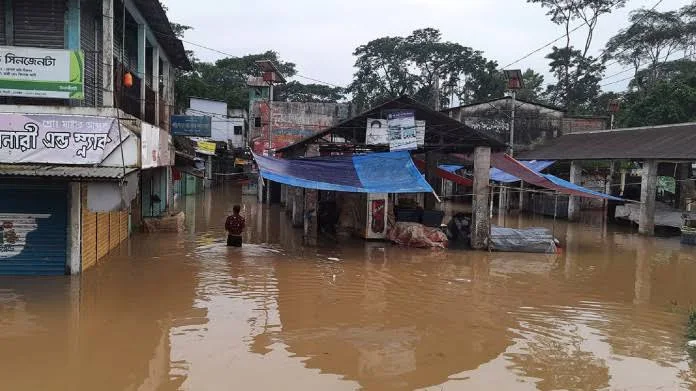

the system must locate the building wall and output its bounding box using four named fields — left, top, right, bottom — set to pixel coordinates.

left=446, top=99, right=607, bottom=151
left=188, top=98, right=246, bottom=148
left=250, top=101, right=354, bottom=153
